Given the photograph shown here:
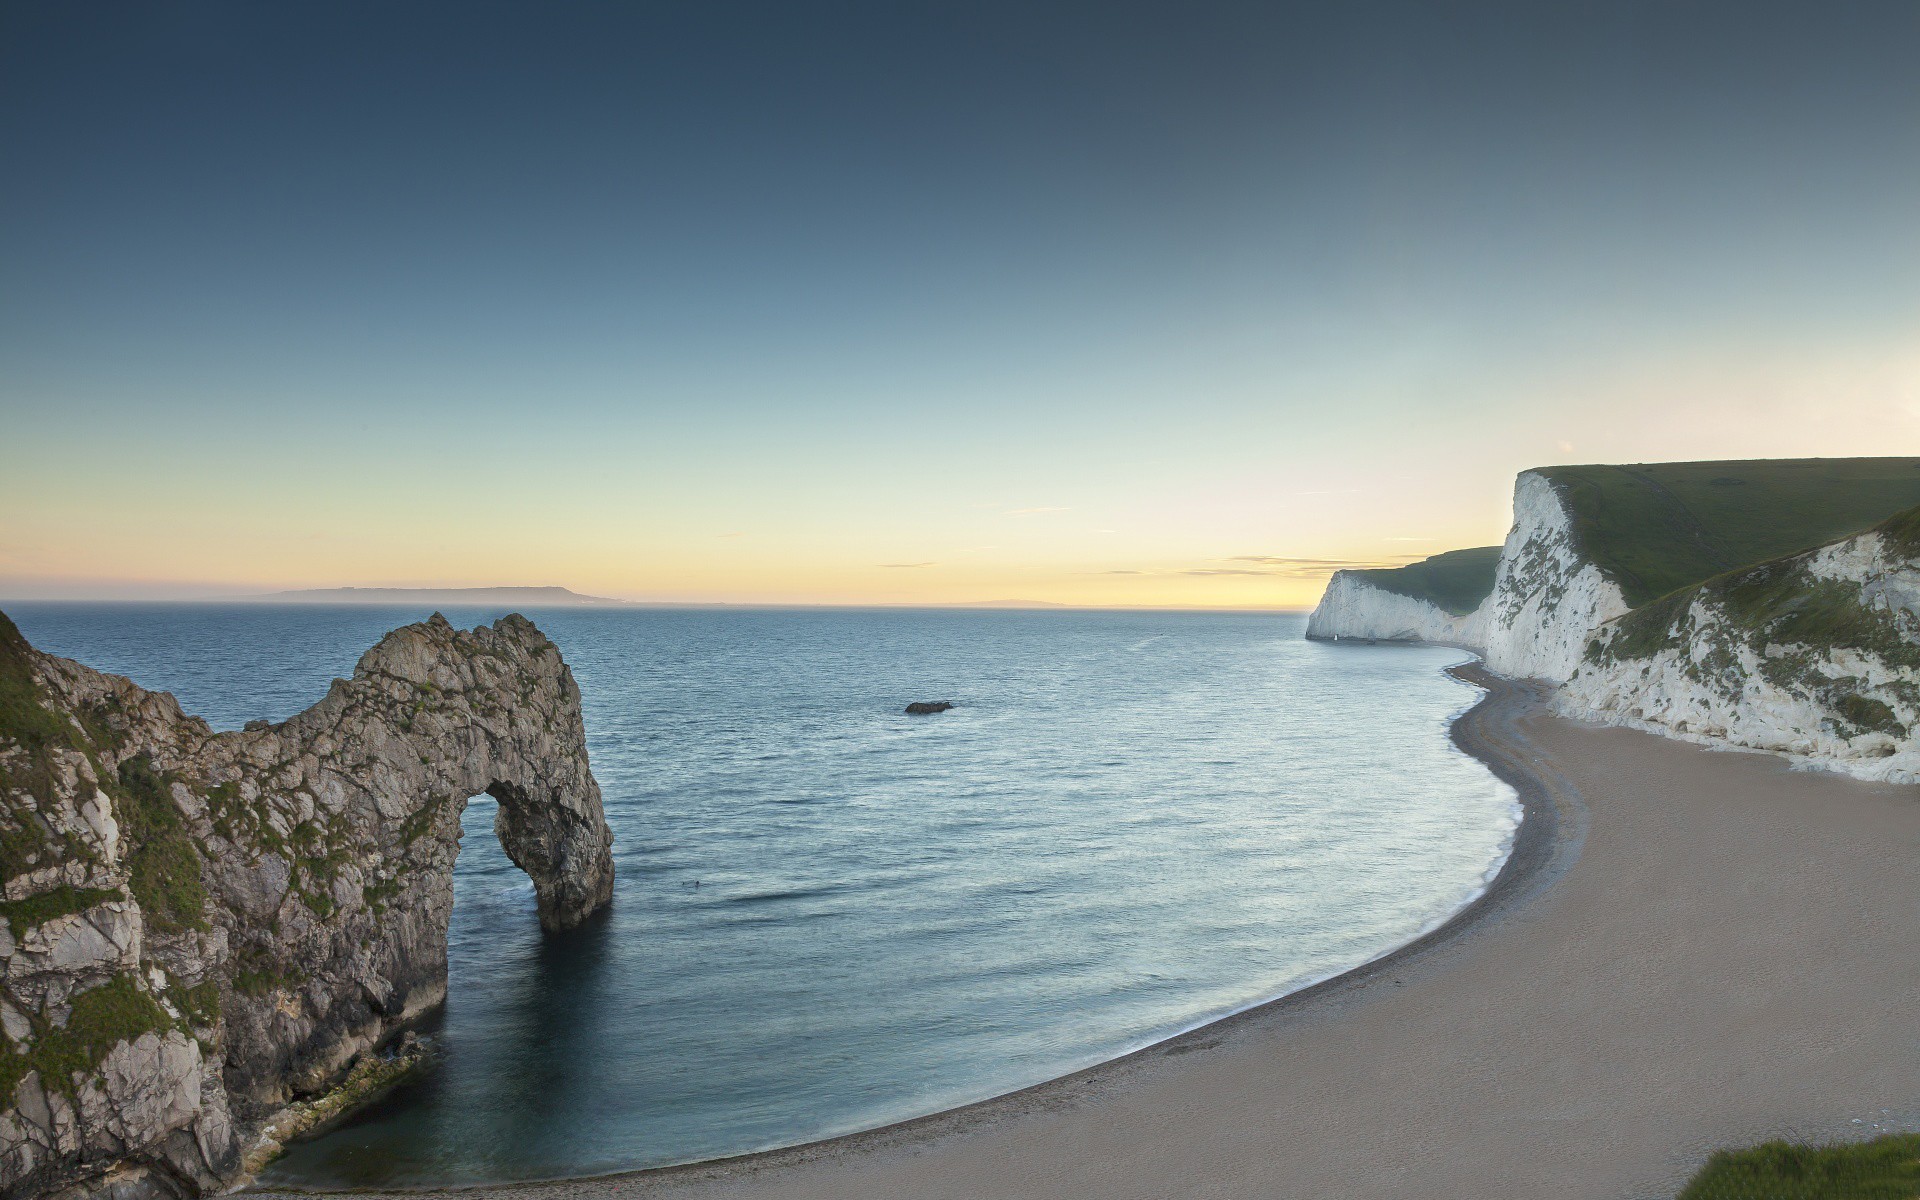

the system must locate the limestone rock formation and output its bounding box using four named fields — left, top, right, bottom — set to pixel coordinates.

left=0, top=612, right=615, bottom=1198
